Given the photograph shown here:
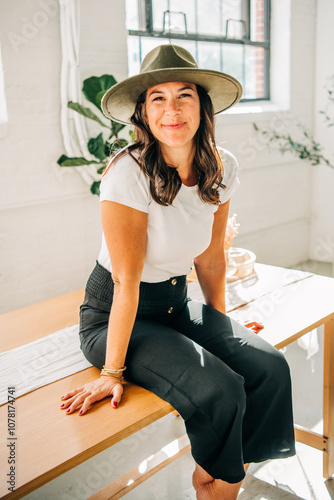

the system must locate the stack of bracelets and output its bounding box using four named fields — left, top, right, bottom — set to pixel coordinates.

left=100, top=365, right=126, bottom=383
